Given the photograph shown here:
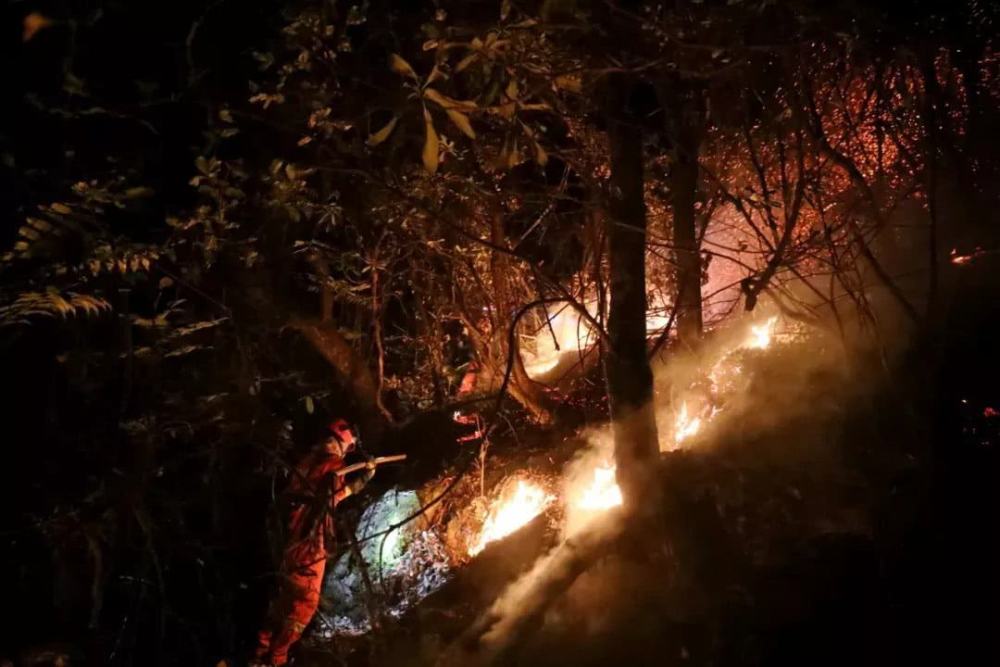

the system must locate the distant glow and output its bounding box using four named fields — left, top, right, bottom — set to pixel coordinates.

left=522, top=300, right=674, bottom=377
left=523, top=356, right=561, bottom=376
left=522, top=304, right=596, bottom=378
left=645, top=313, right=672, bottom=332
